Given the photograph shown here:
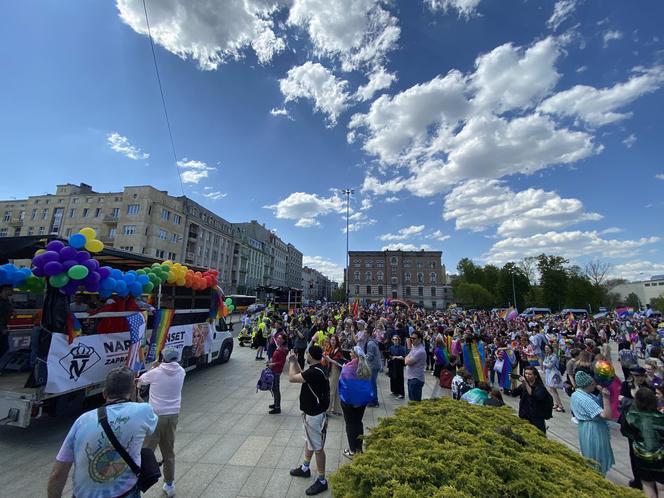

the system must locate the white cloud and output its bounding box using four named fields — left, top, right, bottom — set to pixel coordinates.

left=106, top=132, right=150, bottom=160
left=443, top=179, right=602, bottom=236
left=361, top=175, right=409, bottom=195
left=656, top=173, right=664, bottom=181
left=600, top=227, right=623, bottom=235
left=203, top=191, right=227, bottom=200
left=116, top=0, right=285, bottom=70
left=381, top=242, right=432, bottom=251
left=177, top=158, right=216, bottom=184
left=270, top=107, right=292, bottom=119
left=288, top=0, right=400, bottom=71
left=602, top=29, right=623, bottom=48
left=425, top=0, right=482, bottom=18
left=303, top=255, right=344, bottom=282
left=576, top=65, right=588, bottom=73
left=623, top=133, right=637, bottom=148
left=379, top=224, right=425, bottom=241
left=279, top=61, right=350, bottom=125
left=547, top=0, right=578, bottom=31
left=427, top=229, right=451, bottom=241
left=360, top=198, right=373, bottom=211
left=539, top=66, right=664, bottom=126
left=264, top=191, right=345, bottom=227
left=484, top=230, right=659, bottom=265
left=346, top=218, right=377, bottom=232
left=610, top=260, right=664, bottom=282
left=355, top=67, right=397, bottom=101
left=384, top=196, right=399, bottom=203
